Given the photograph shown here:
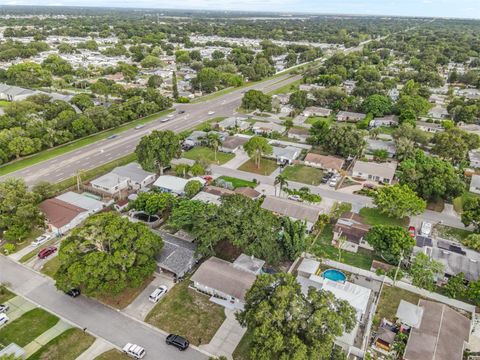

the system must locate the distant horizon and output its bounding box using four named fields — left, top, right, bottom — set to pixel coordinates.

left=1, top=1, right=479, bottom=20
